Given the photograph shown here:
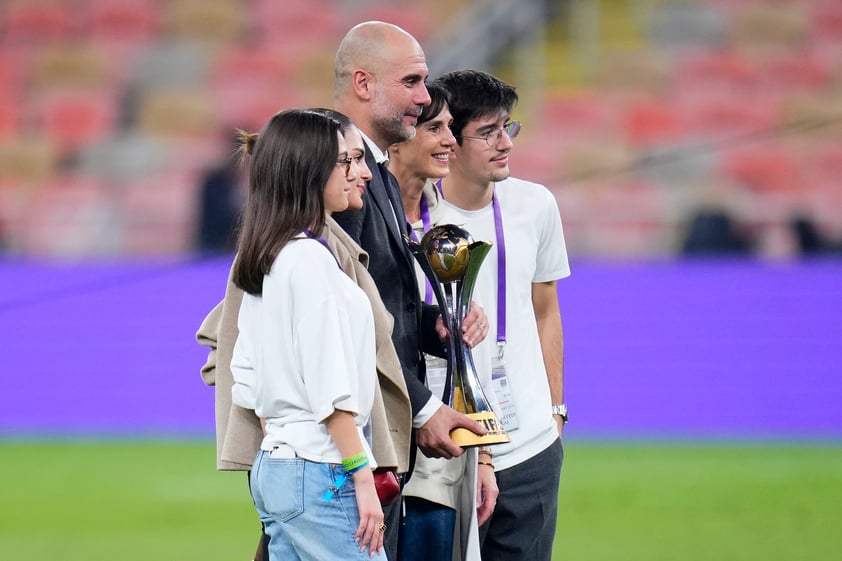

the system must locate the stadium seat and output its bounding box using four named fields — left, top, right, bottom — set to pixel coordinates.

left=645, top=1, right=728, bottom=52
left=731, top=1, right=809, bottom=51
left=808, top=143, right=842, bottom=184
left=119, top=171, right=199, bottom=254
left=543, top=93, right=616, bottom=132
left=162, top=0, right=245, bottom=46
left=38, top=89, right=117, bottom=153
left=209, top=45, right=299, bottom=99
left=30, top=44, right=110, bottom=90
left=573, top=180, right=671, bottom=257
left=0, top=96, right=20, bottom=139
left=811, top=0, right=842, bottom=45
left=0, top=135, right=59, bottom=185
left=18, top=174, right=119, bottom=256
left=212, top=84, right=302, bottom=133
left=129, top=40, right=211, bottom=90
left=83, top=0, right=160, bottom=46
left=680, top=94, right=778, bottom=139
left=676, top=51, right=756, bottom=96
left=595, top=51, right=673, bottom=97
left=1, top=0, right=74, bottom=46
left=0, top=49, right=28, bottom=98
left=756, top=52, right=832, bottom=94
left=251, top=0, right=339, bottom=47
left=77, top=131, right=172, bottom=184
left=719, top=144, right=802, bottom=193
left=623, top=99, right=684, bottom=146
left=137, top=87, right=218, bottom=139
